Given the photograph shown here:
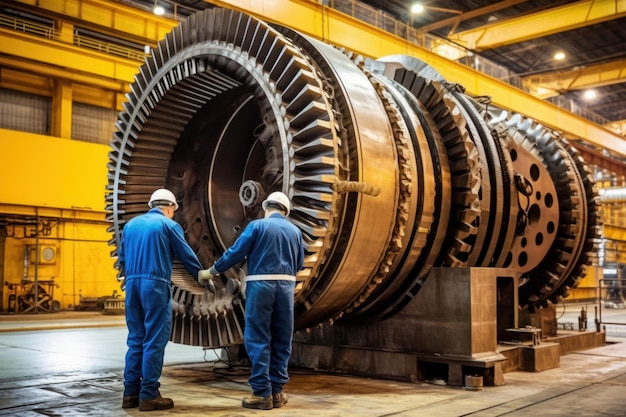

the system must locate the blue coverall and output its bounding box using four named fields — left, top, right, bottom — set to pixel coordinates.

left=213, top=212, right=304, bottom=397
left=119, top=207, right=203, bottom=400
